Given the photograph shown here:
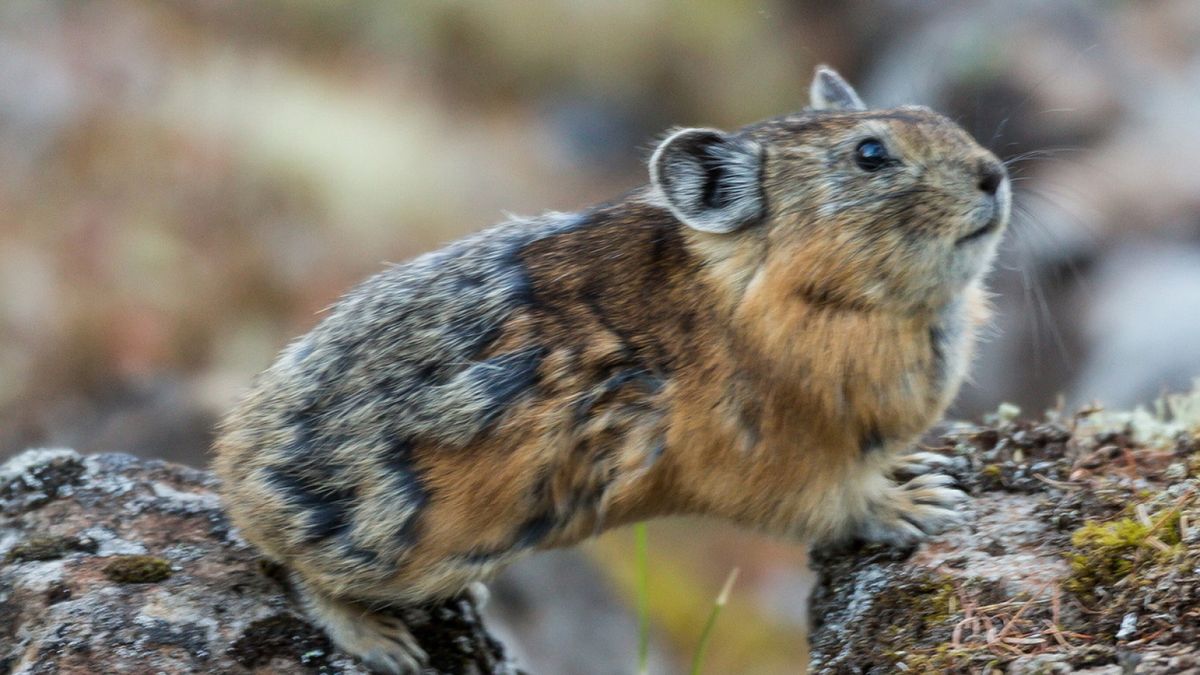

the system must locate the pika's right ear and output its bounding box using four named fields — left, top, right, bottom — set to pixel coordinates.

left=810, top=65, right=866, bottom=112
left=650, top=128, right=764, bottom=234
